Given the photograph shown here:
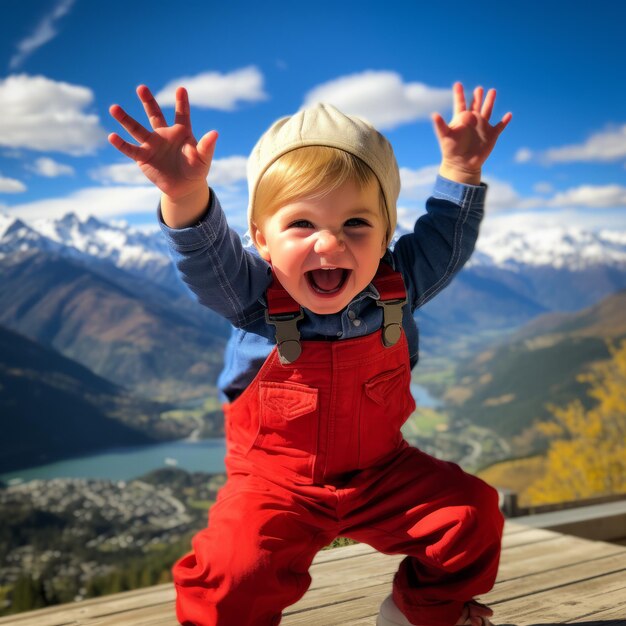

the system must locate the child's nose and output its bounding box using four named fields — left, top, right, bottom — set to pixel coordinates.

left=314, top=230, right=345, bottom=254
